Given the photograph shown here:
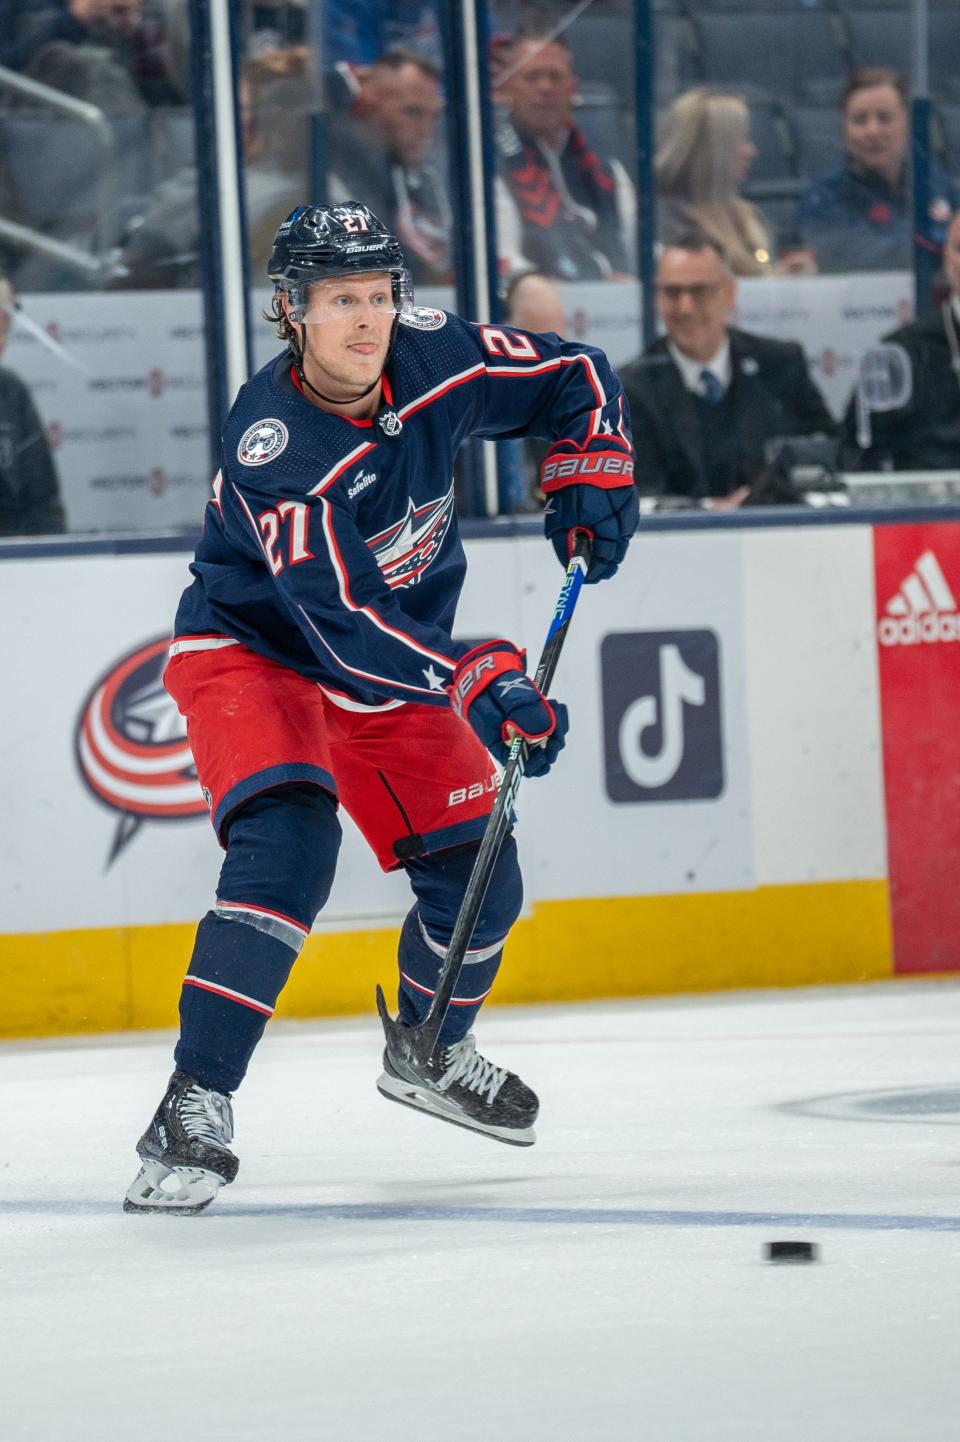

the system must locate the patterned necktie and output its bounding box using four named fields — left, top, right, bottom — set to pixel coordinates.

left=699, top=368, right=725, bottom=404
